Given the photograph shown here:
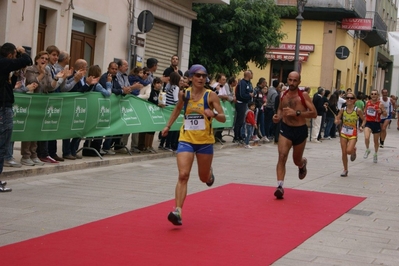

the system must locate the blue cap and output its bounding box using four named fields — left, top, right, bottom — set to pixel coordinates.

left=188, top=64, right=208, bottom=77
